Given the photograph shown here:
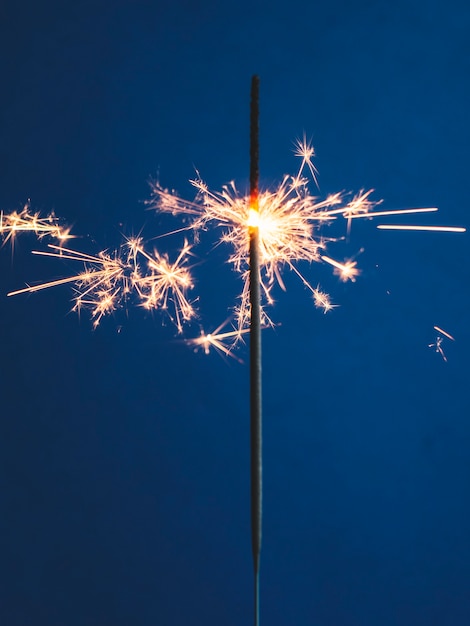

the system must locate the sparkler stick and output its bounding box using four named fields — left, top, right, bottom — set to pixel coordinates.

left=249, top=74, right=262, bottom=626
